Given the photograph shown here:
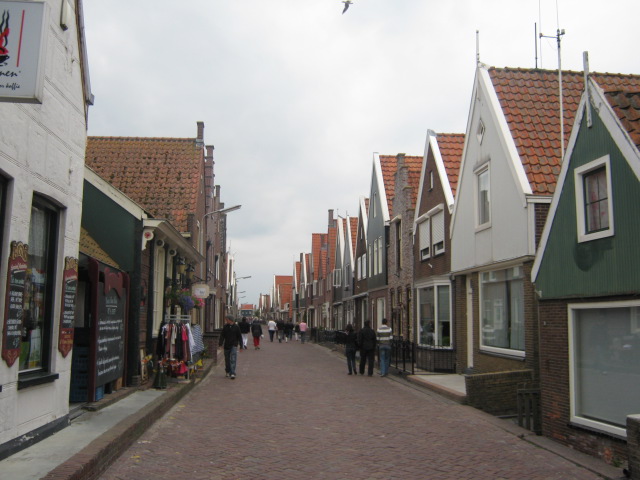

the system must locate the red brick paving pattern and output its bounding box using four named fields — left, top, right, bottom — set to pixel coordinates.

left=99, top=342, right=601, bottom=480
